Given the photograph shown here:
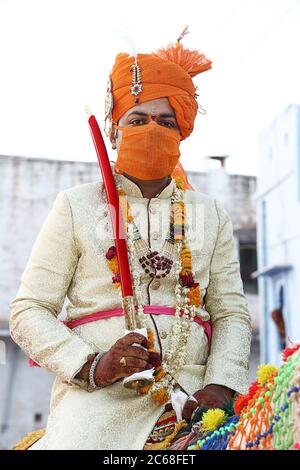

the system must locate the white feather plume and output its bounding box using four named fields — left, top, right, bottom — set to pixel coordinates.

left=113, top=22, right=138, bottom=60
